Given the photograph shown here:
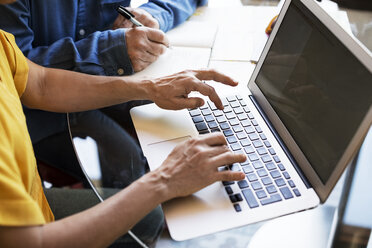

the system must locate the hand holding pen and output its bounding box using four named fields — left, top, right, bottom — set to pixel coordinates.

left=113, top=6, right=159, bottom=29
